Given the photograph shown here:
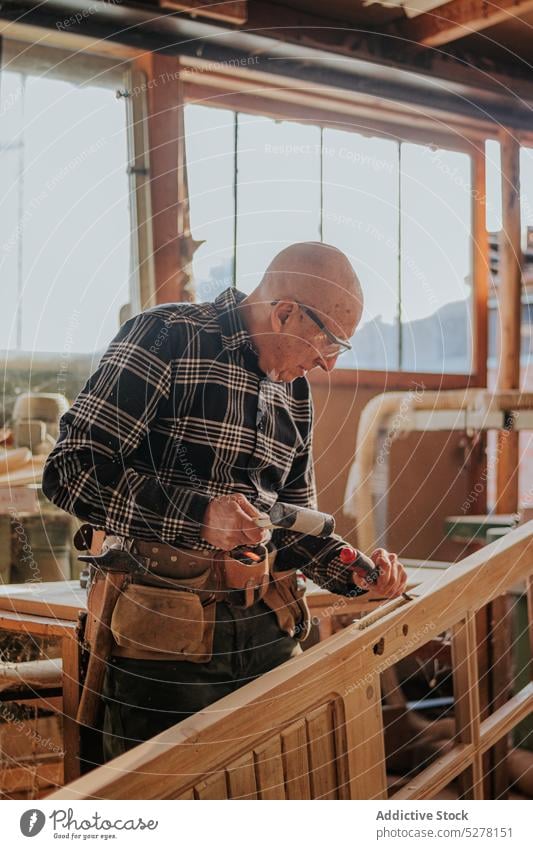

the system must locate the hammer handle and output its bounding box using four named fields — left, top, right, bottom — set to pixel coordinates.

left=76, top=570, right=127, bottom=727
